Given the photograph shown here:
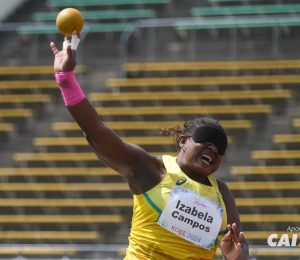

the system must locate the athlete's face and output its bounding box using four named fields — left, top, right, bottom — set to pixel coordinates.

left=177, top=135, right=223, bottom=181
